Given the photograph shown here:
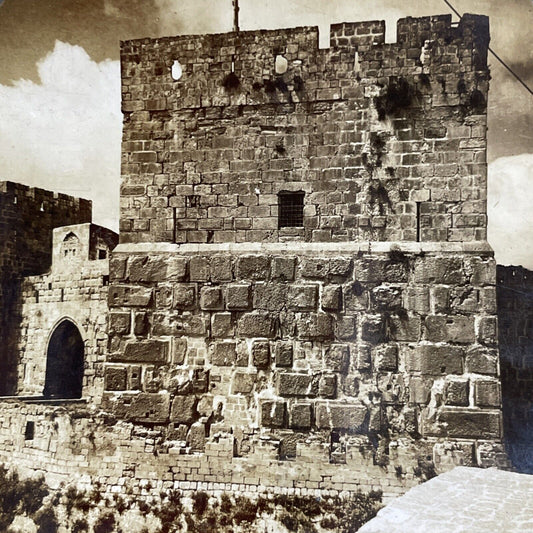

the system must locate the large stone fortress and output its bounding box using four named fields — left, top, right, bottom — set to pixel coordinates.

left=0, top=14, right=513, bottom=500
